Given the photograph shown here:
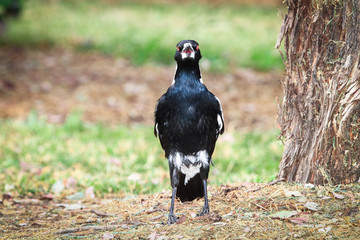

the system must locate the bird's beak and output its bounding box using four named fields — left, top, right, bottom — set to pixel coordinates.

left=181, top=43, right=195, bottom=59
